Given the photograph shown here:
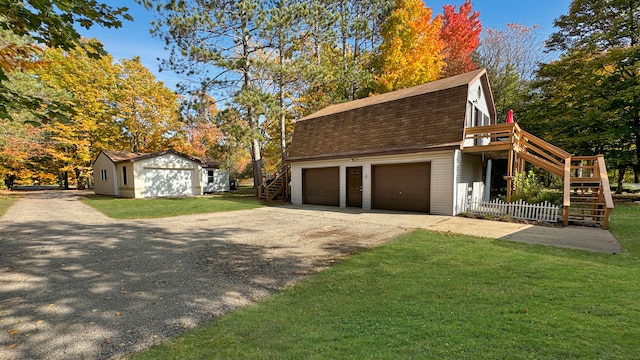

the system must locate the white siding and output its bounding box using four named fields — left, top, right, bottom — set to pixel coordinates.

left=339, top=166, right=346, bottom=208
left=454, top=151, right=485, bottom=214
left=202, top=168, right=230, bottom=193
left=464, top=77, right=492, bottom=147
left=133, top=153, right=202, bottom=198
left=362, top=164, right=372, bottom=210
left=291, top=165, right=303, bottom=205
left=290, top=150, right=456, bottom=215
